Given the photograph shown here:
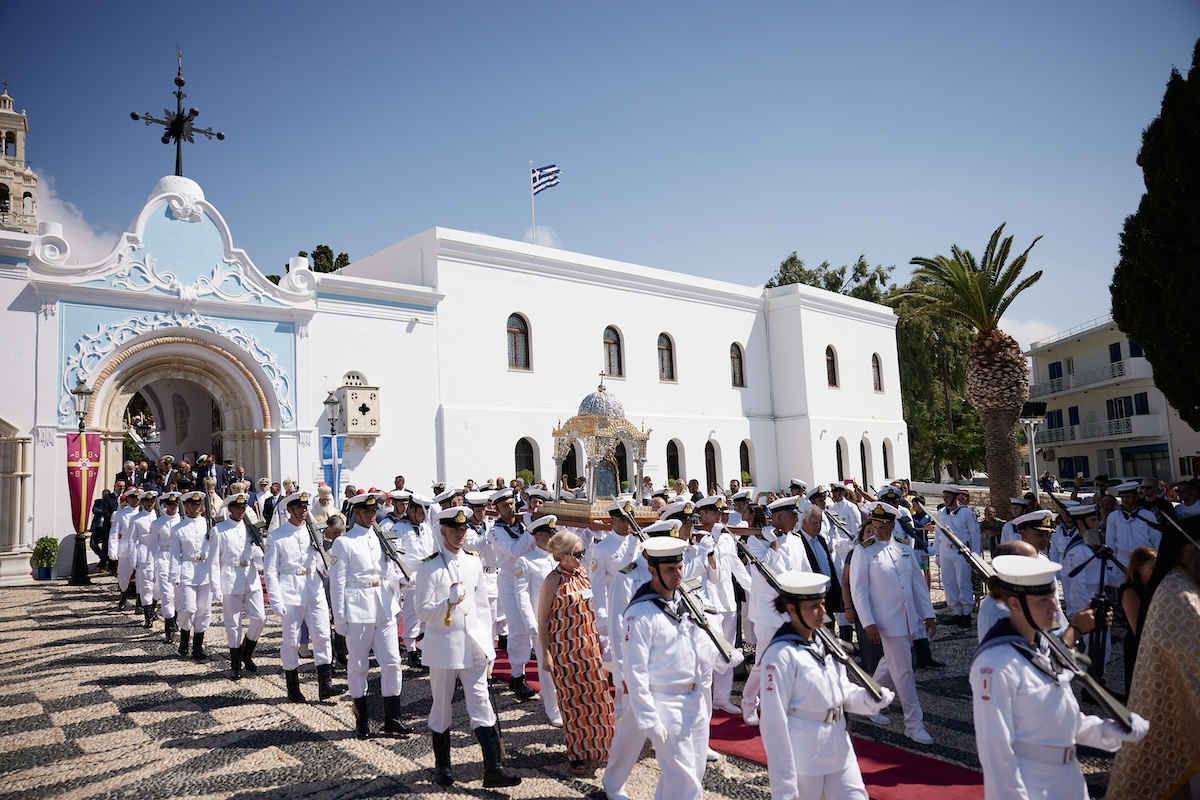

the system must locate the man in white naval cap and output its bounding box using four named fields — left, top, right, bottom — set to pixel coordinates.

left=130, top=489, right=162, bottom=629
left=587, top=500, right=640, bottom=657
left=170, top=490, right=217, bottom=662
left=514, top=515, right=563, bottom=726
left=391, top=492, right=436, bottom=669
left=488, top=487, right=539, bottom=700
left=696, top=494, right=751, bottom=715
left=999, top=496, right=1032, bottom=545
left=416, top=506, right=519, bottom=789
left=111, top=487, right=141, bottom=611
left=935, top=486, right=982, bottom=628
left=971, top=555, right=1147, bottom=798
left=463, top=491, right=505, bottom=647
left=850, top=501, right=937, bottom=744
left=332, top=492, right=413, bottom=739
left=210, top=492, right=266, bottom=680
left=152, top=491, right=182, bottom=643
